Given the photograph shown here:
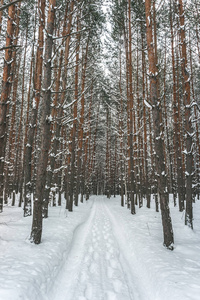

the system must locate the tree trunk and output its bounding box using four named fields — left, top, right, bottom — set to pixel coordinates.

left=170, top=2, right=185, bottom=211
left=119, top=45, right=124, bottom=206
left=0, top=2, right=16, bottom=212
left=128, top=0, right=135, bottom=214
left=145, top=0, right=174, bottom=249
left=43, top=50, right=63, bottom=218
left=69, top=11, right=80, bottom=211
left=30, top=0, right=56, bottom=244
left=76, top=35, right=90, bottom=204
left=24, top=0, right=45, bottom=217
left=178, top=0, right=193, bottom=228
